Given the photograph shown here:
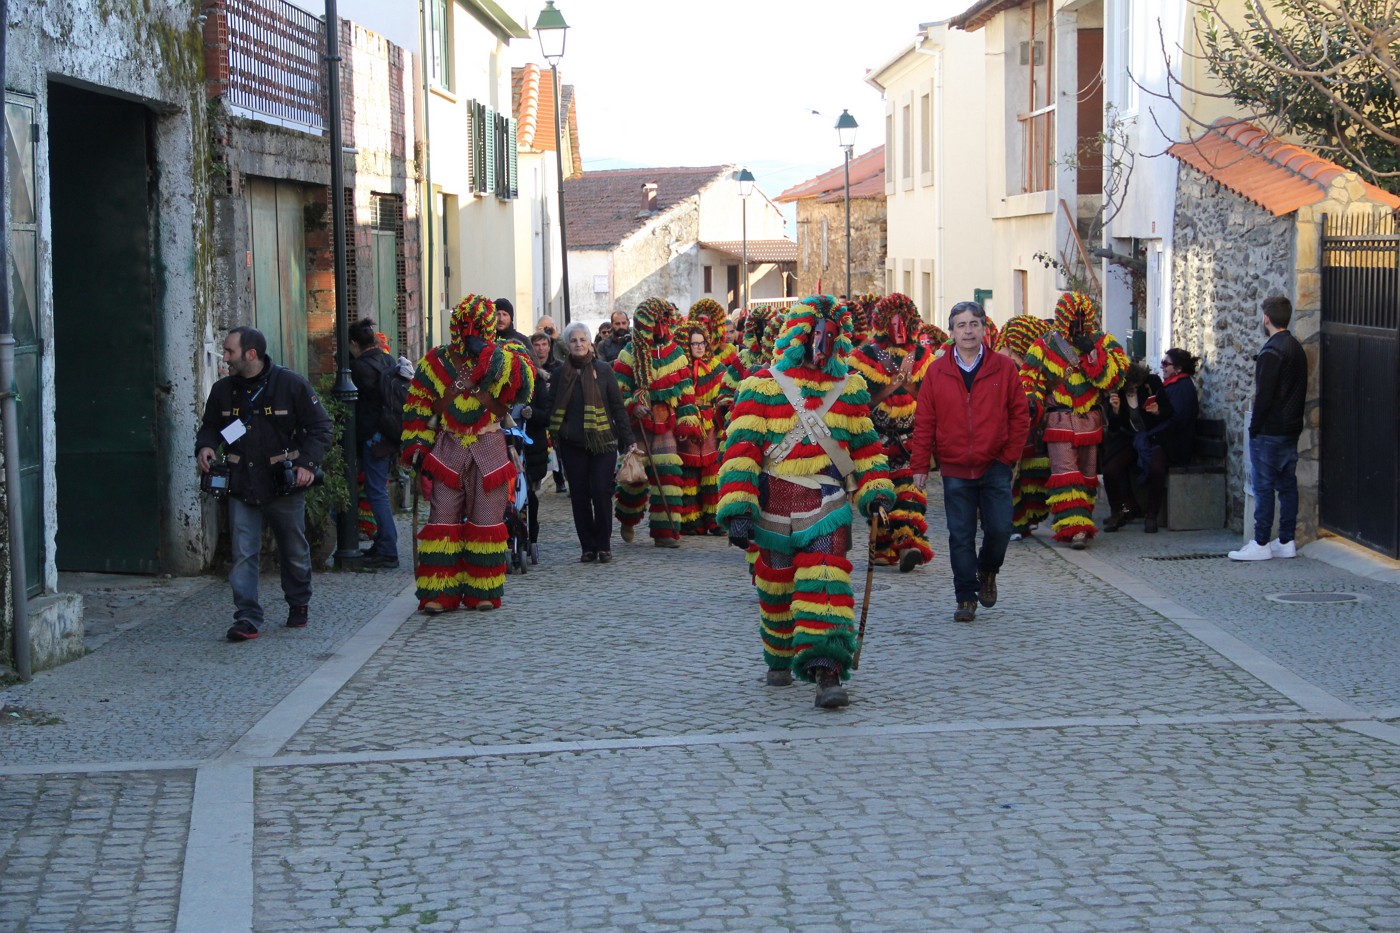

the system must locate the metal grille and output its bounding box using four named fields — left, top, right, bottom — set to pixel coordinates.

left=374, top=193, right=408, bottom=353
left=225, top=0, right=325, bottom=130
left=1321, top=213, right=1399, bottom=329
left=1141, top=553, right=1228, bottom=562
